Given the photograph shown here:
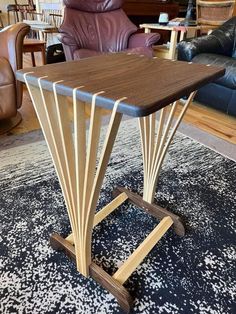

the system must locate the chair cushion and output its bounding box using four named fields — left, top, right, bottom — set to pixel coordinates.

left=0, top=57, right=16, bottom=119
left=192, top=53, right=236, bottom=89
